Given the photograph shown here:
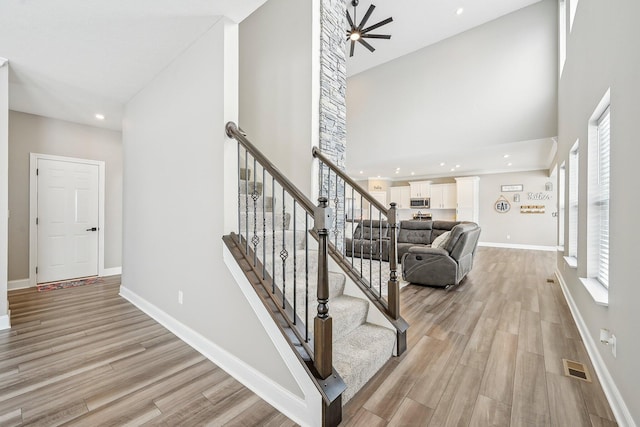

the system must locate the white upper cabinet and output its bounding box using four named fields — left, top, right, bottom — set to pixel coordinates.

left=430, top=183, right=456, bottom=209
left=390, top=186, right=411, bottom=209
left=409, top=181, right=431, bottom=198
